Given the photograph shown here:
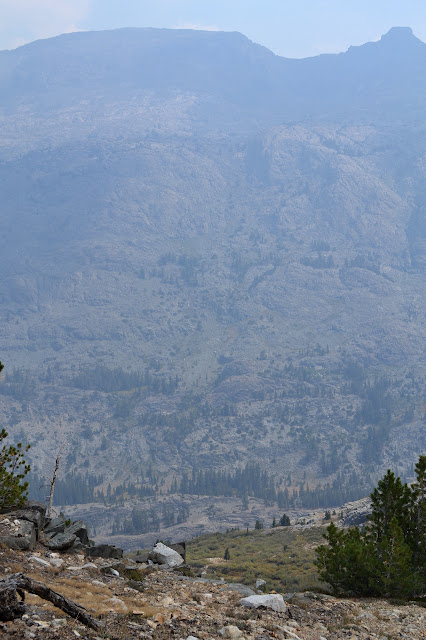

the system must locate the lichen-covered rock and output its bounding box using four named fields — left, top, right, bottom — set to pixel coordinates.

left=148, top=542, right=184, bottom=567
left=7, top=508, right=43, bottom=534
left=0, top=517, right=36, bottom=551
left=240, top=594, right=287, bottom=613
